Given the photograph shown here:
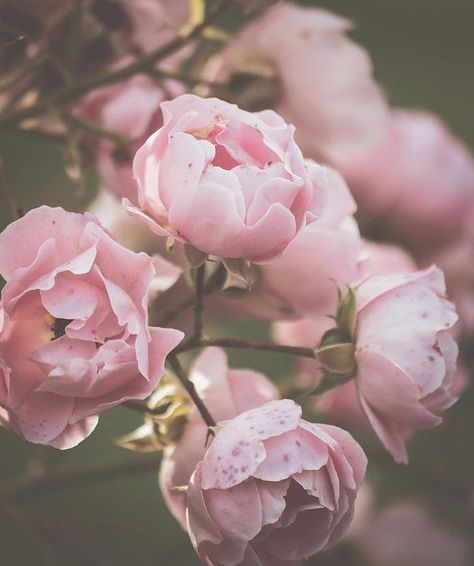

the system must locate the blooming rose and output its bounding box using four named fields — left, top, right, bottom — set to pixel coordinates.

left=159, top=347, right=279, bottom=525
left=128, top=94, right=325, bottom=263
left=354, top=267, right=459, bottom=462
left=340, top=110, right=474, bottom=252
left=222, top=166, right=362, bottom=319
left=186, top=399, right=367, bottom=565
left=78, top=70, right=179, bottom=200
left=207, top=3, right=387, bottom=165
left=0, top=207, right=183, bottom=448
